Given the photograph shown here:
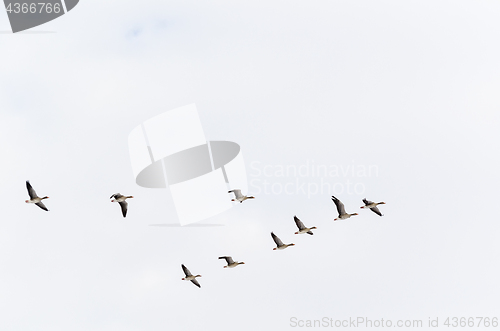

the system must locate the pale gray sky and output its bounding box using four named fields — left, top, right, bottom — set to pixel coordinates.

left=1, top=1, right=499, bottom=330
